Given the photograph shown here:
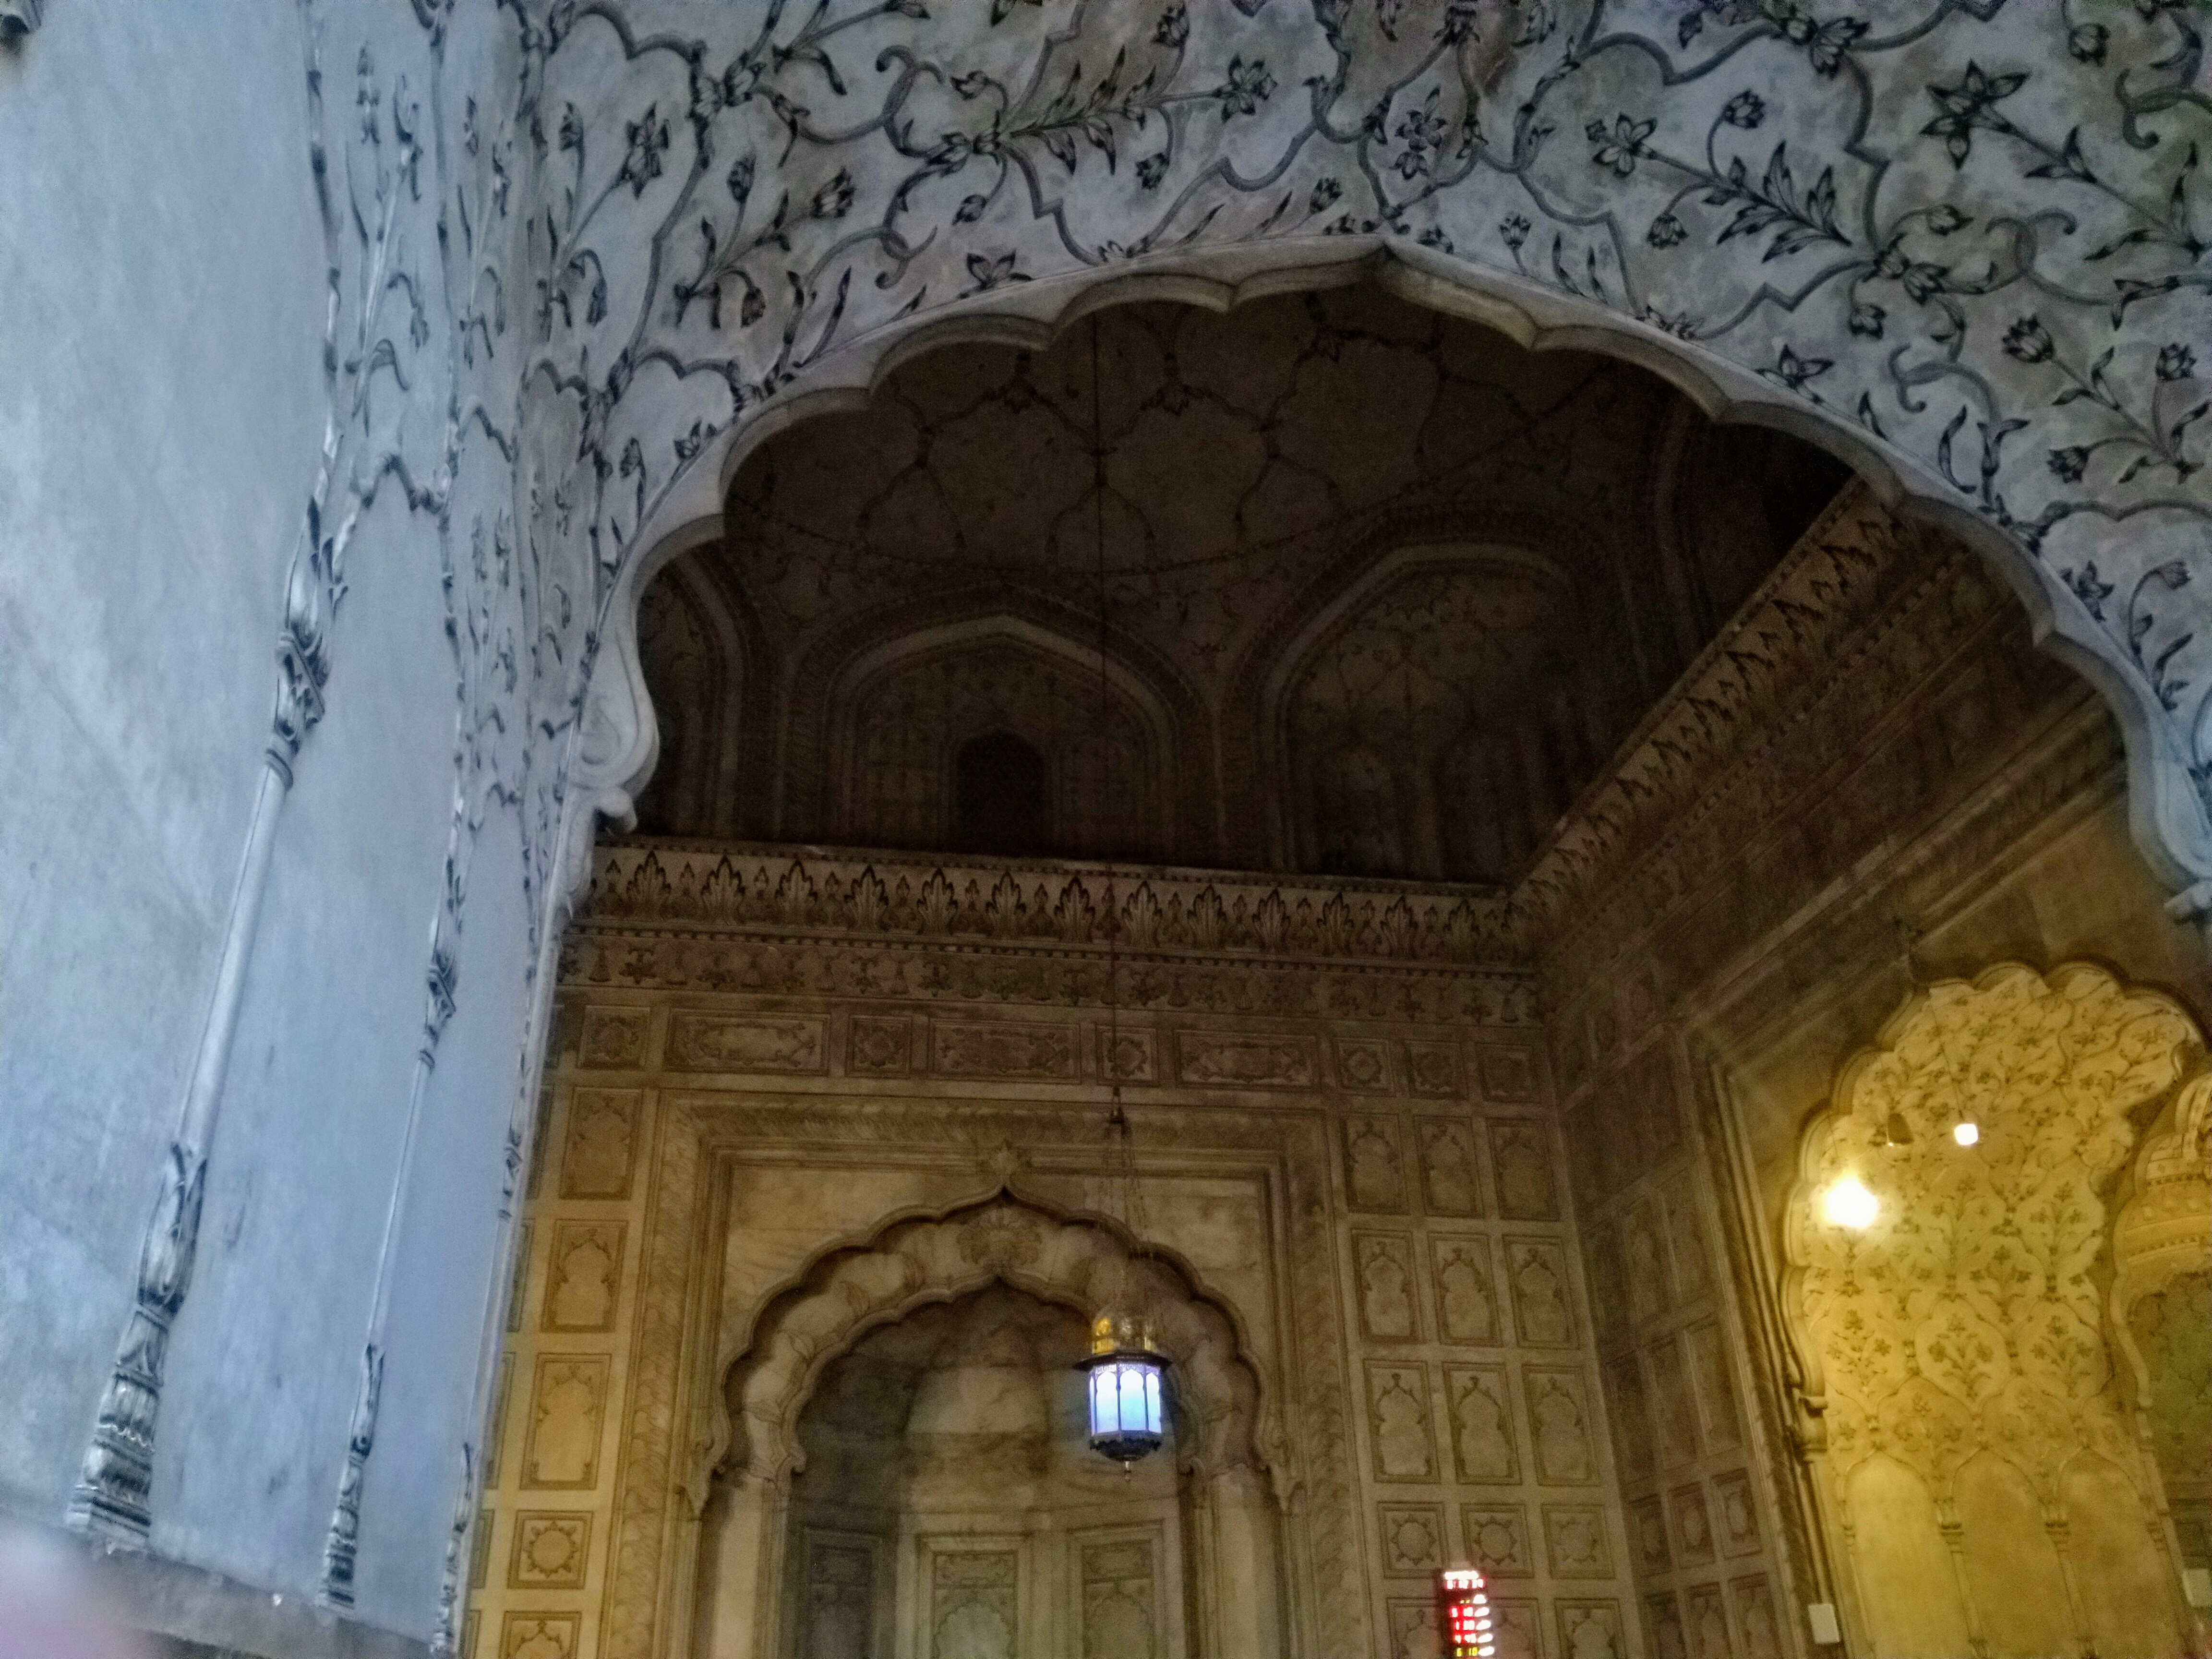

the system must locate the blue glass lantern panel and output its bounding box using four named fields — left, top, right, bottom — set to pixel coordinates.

left=1086, top=1355, right=1164, bottom=1460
